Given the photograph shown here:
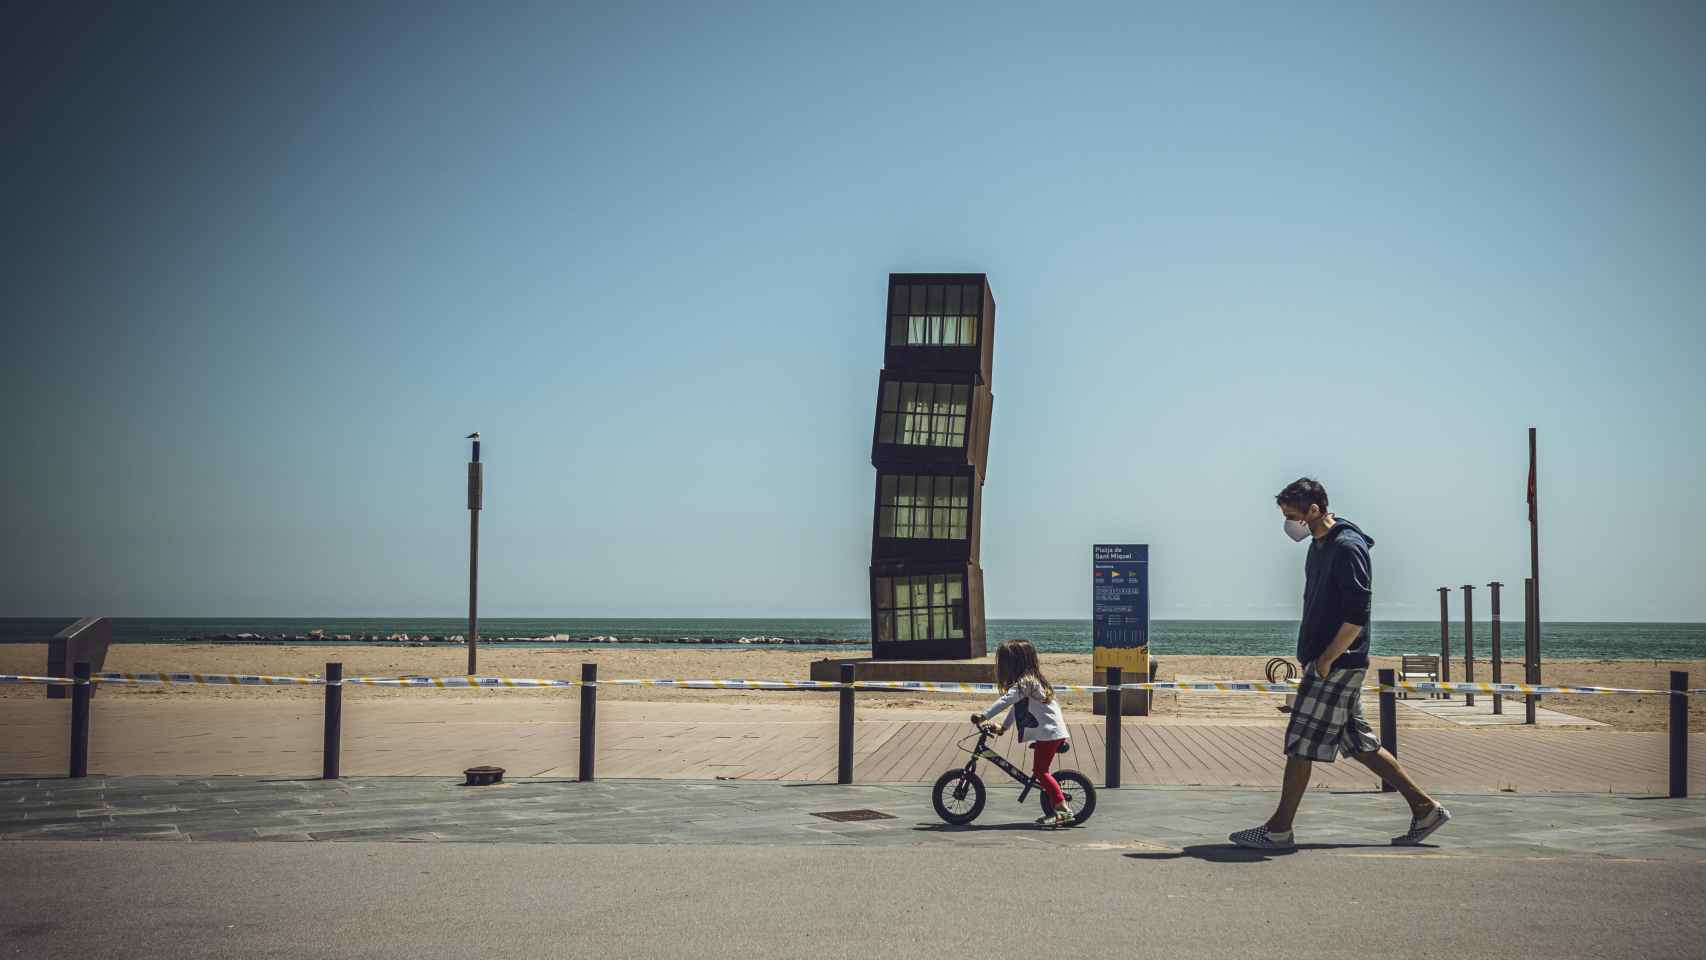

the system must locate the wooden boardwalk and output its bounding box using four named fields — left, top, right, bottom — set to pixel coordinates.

left=848, top=722, right=1705, bottom=795
left=2, top=700, right=1700, bottom=795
